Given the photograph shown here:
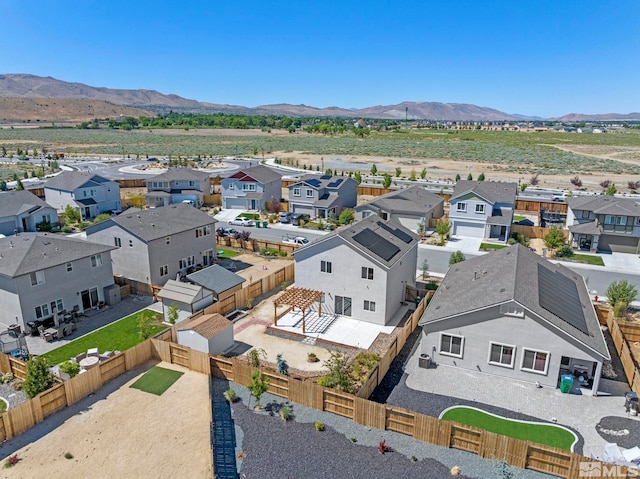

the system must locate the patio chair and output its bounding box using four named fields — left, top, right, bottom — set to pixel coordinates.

left=87, top=347, right=99, bottom=357
left=75, top=352, right=86, bottom=363
left=44, top=331, right=55, bottom=342
left=56, top=328, right=64, bottom=340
